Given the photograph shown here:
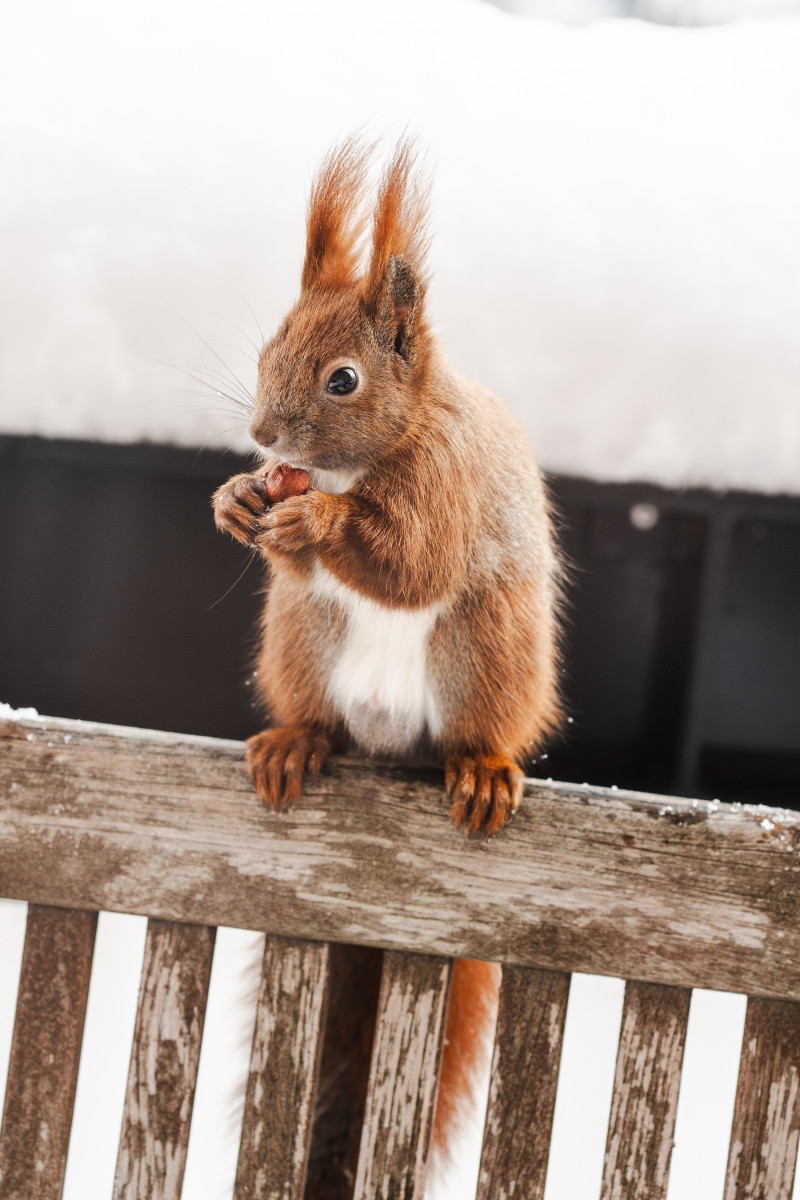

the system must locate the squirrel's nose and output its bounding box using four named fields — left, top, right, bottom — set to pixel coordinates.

left=250, top=420, right=279, bottom=449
